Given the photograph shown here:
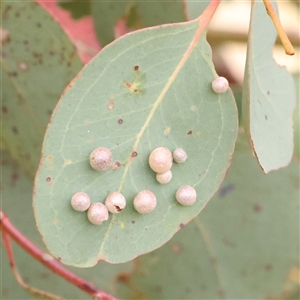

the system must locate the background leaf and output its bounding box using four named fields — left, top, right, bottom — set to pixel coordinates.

left=91, top=0, right=187, bottom=46
left=116, top=133, right=300, bottom=299
left=58, top=0, right=91, bottom=19
left=33, top=19, right=238, bottom=266
left=0, top=2, right=83, bottom=179
left=242, top=0, right=296, bottom=173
